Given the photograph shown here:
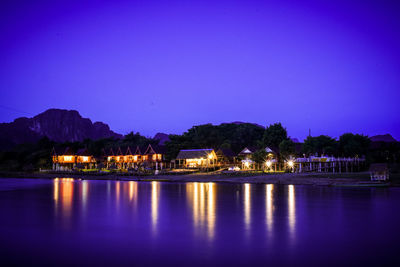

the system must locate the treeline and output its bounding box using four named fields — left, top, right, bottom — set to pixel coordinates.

left=0, top=132, right=156, bottom=172
left=0, top=122, right=399, bottom=171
